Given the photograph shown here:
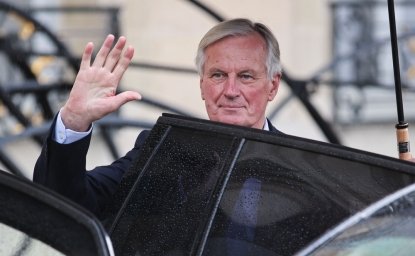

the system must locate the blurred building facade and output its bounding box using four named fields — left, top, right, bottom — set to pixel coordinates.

left=2, top=0, right=415, bottom=176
